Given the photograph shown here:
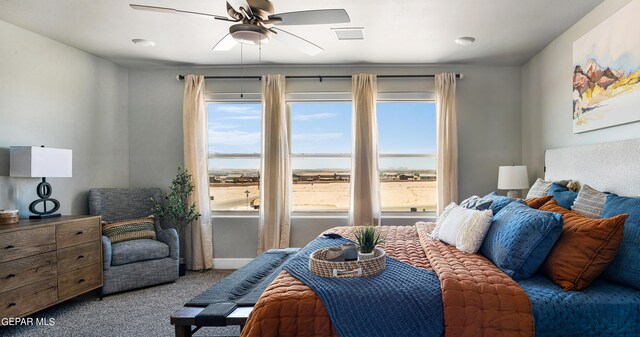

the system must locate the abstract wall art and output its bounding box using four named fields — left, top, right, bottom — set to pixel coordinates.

left=572, top=0, right=640, bottom=133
